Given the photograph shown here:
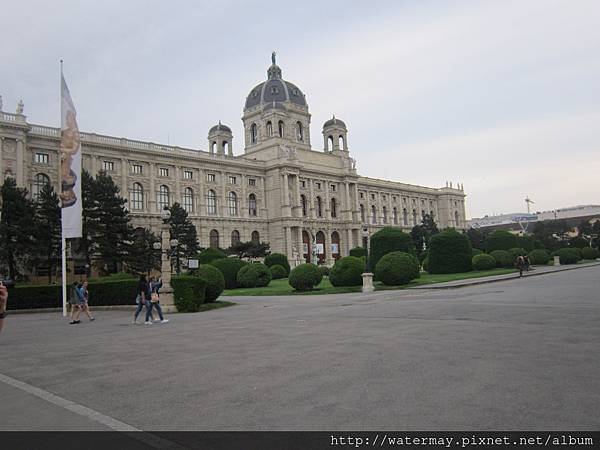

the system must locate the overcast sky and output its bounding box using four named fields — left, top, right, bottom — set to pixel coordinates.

left=2, top=0, right=599, bottom=218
